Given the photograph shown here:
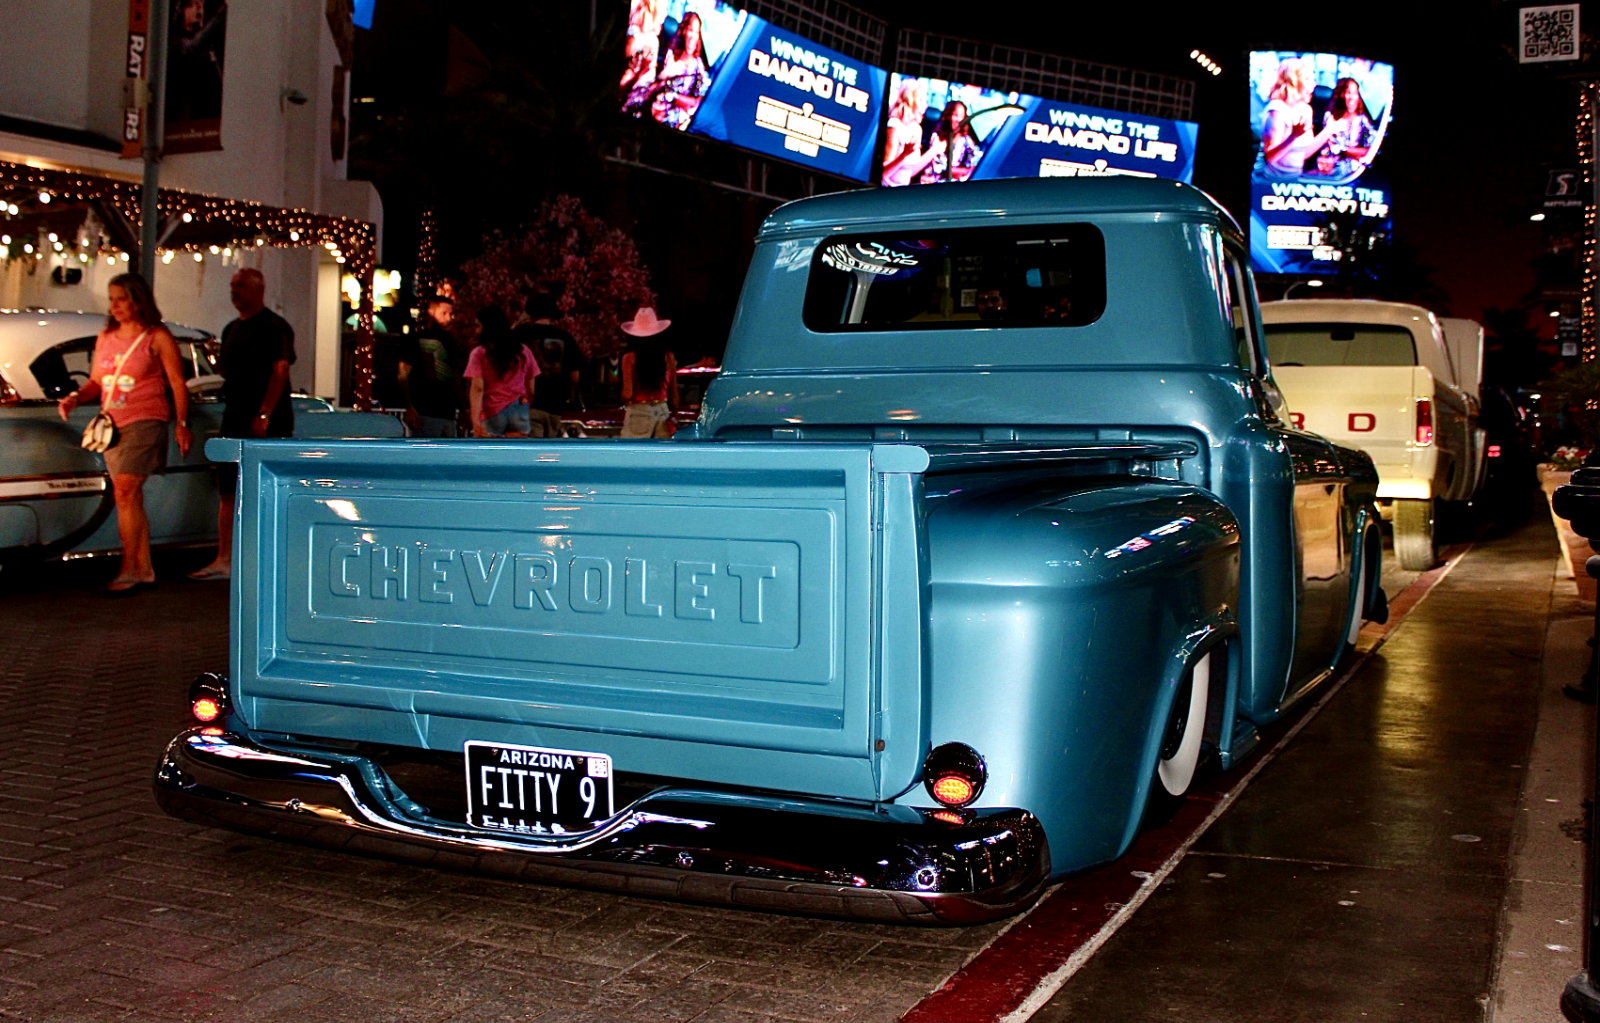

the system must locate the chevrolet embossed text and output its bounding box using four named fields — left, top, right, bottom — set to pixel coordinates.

left=325, top=541, right=779, bottom=623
